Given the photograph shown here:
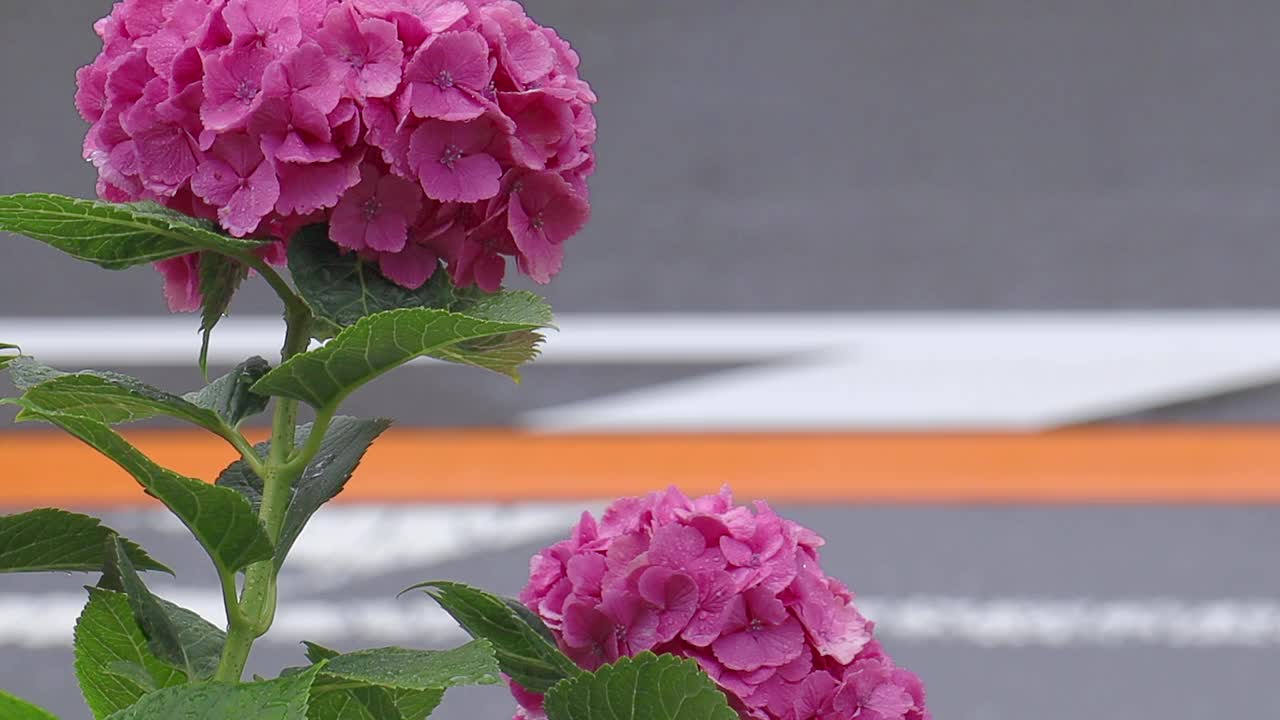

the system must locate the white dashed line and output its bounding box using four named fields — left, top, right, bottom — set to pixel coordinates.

left=4, top=592, right=1279, bottom=650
